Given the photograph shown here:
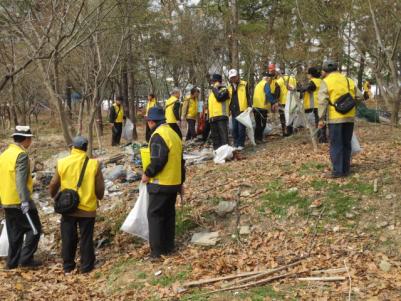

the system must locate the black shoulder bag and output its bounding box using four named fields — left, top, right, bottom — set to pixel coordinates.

left=329, top=78, right=356, bottom=114
left=54, top=157, right=89, bottom=214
